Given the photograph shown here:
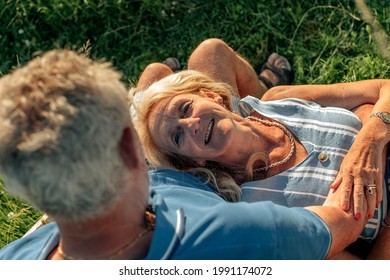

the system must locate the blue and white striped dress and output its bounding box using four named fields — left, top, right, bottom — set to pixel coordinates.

left=236, top=96, right=389, bottom=240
